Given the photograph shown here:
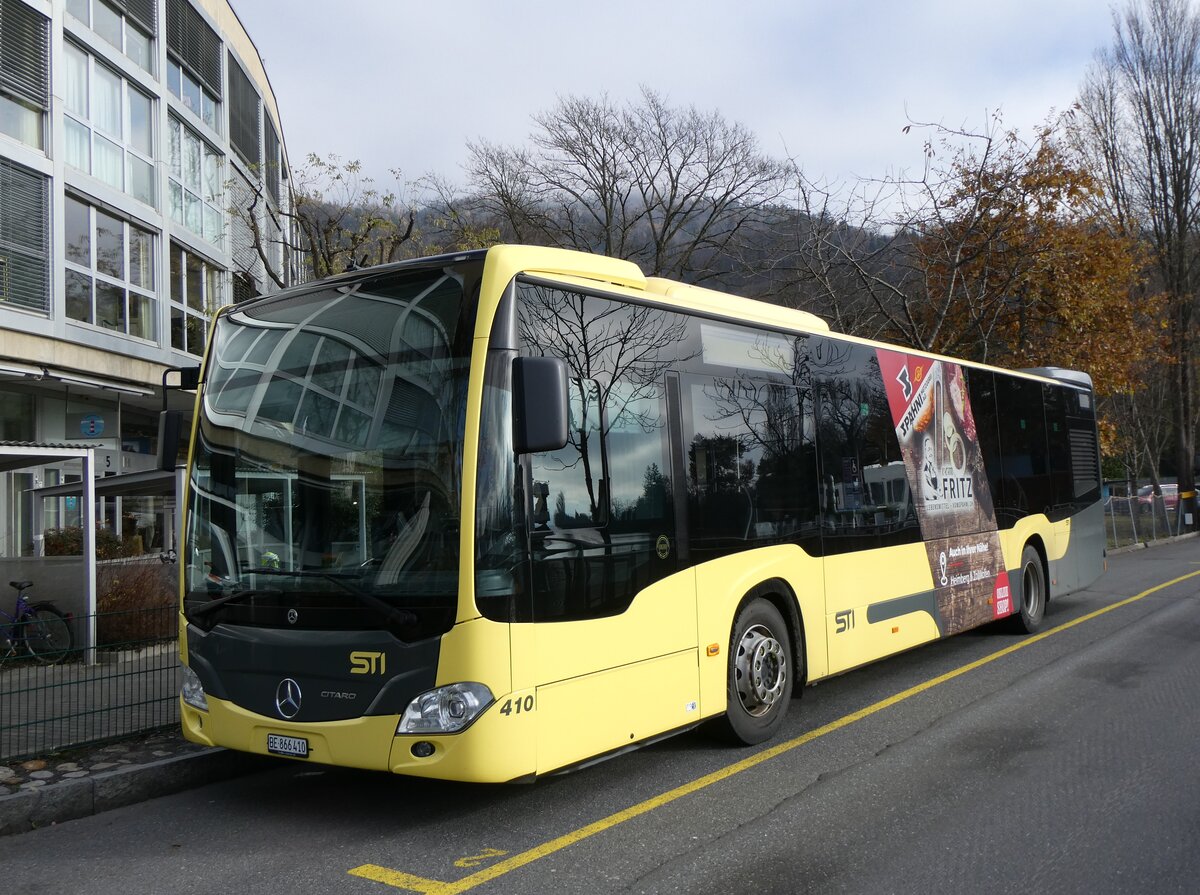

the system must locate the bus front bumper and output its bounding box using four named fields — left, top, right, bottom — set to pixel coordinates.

left=181, top=692, right=536, bottom=783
